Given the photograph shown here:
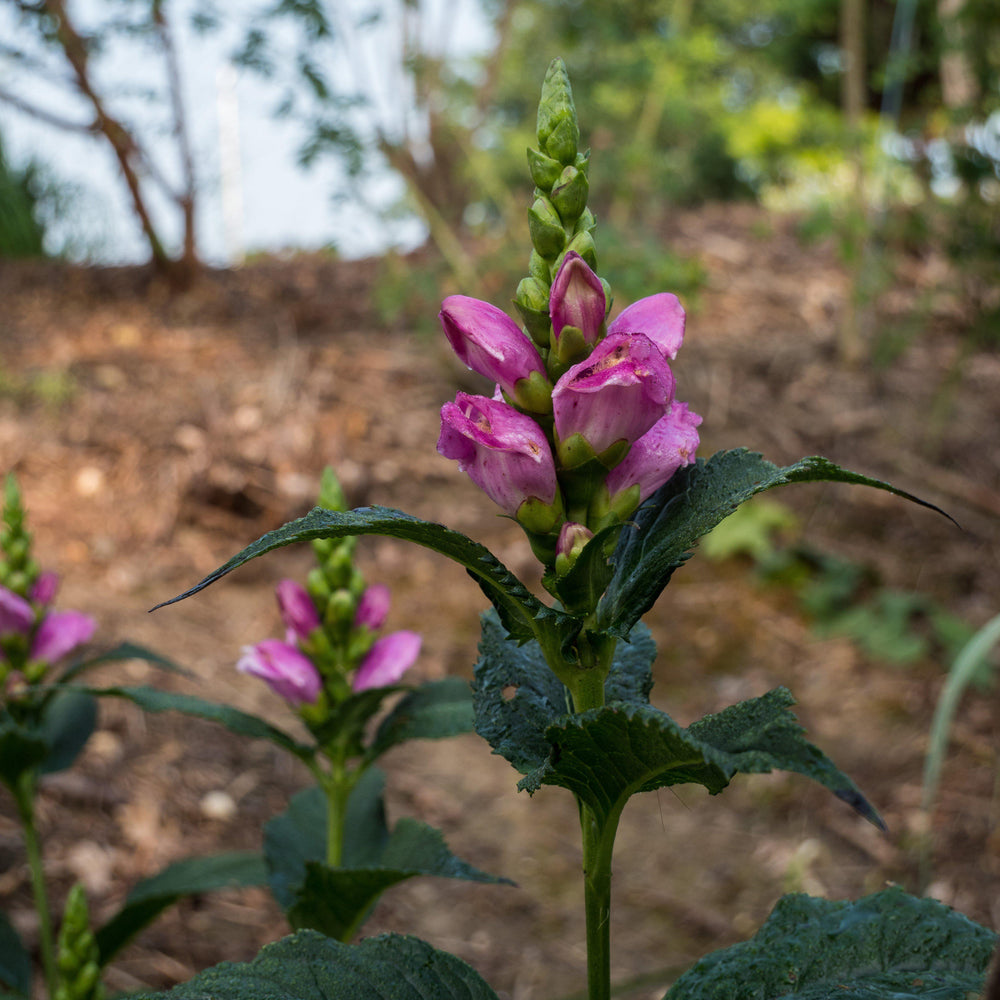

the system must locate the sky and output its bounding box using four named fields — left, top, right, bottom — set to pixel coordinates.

left=0, top=0, right=492, bottom=265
